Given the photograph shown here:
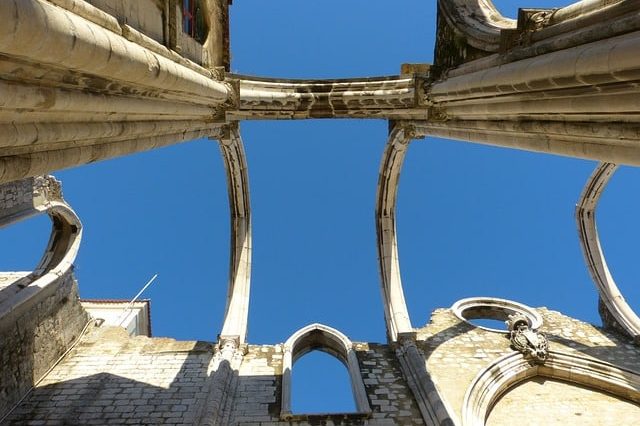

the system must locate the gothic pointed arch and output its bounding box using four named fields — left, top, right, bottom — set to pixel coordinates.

left=280, top=323, right=371, bottom=419
left=462, top=350, right=640, bottom=426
